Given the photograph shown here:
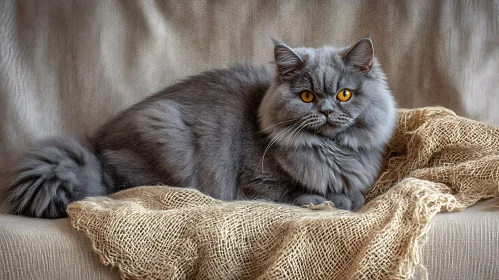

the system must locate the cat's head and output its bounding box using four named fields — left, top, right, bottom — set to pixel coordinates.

left=259, top=37, right=396, bottom=150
